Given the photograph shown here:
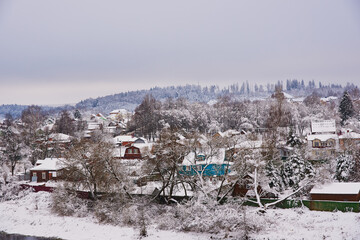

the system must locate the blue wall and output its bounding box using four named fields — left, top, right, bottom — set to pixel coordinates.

left=178, top=163, right=231, bottom=176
